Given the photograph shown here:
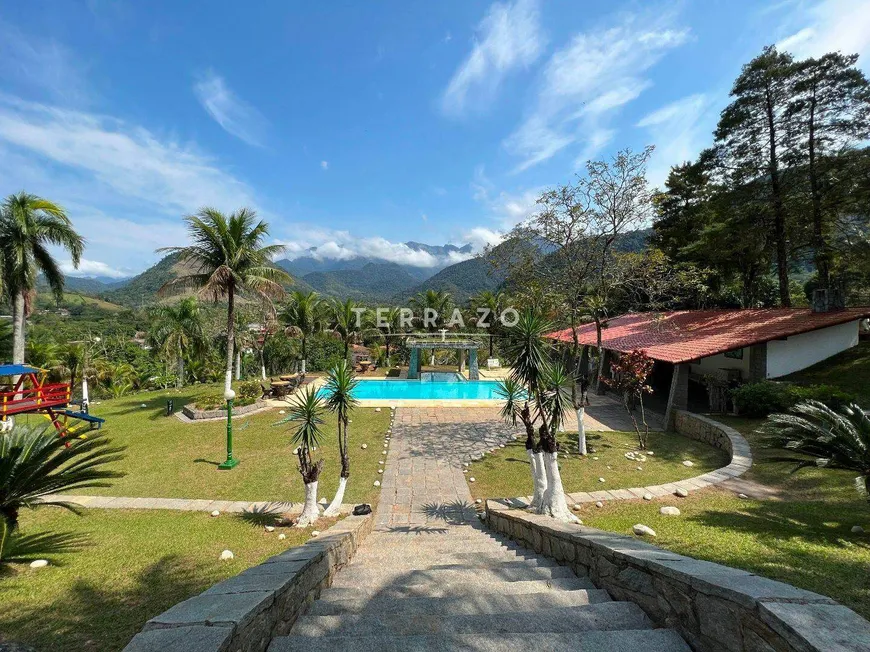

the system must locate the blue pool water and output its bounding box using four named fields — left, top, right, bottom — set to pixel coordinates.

left=322, top=378, right=503, bottom=400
